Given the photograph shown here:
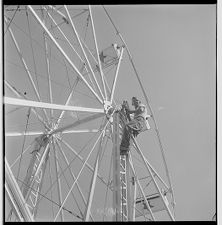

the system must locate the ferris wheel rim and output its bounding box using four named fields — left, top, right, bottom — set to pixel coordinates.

left=4, top=5, right=175, bottom=221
